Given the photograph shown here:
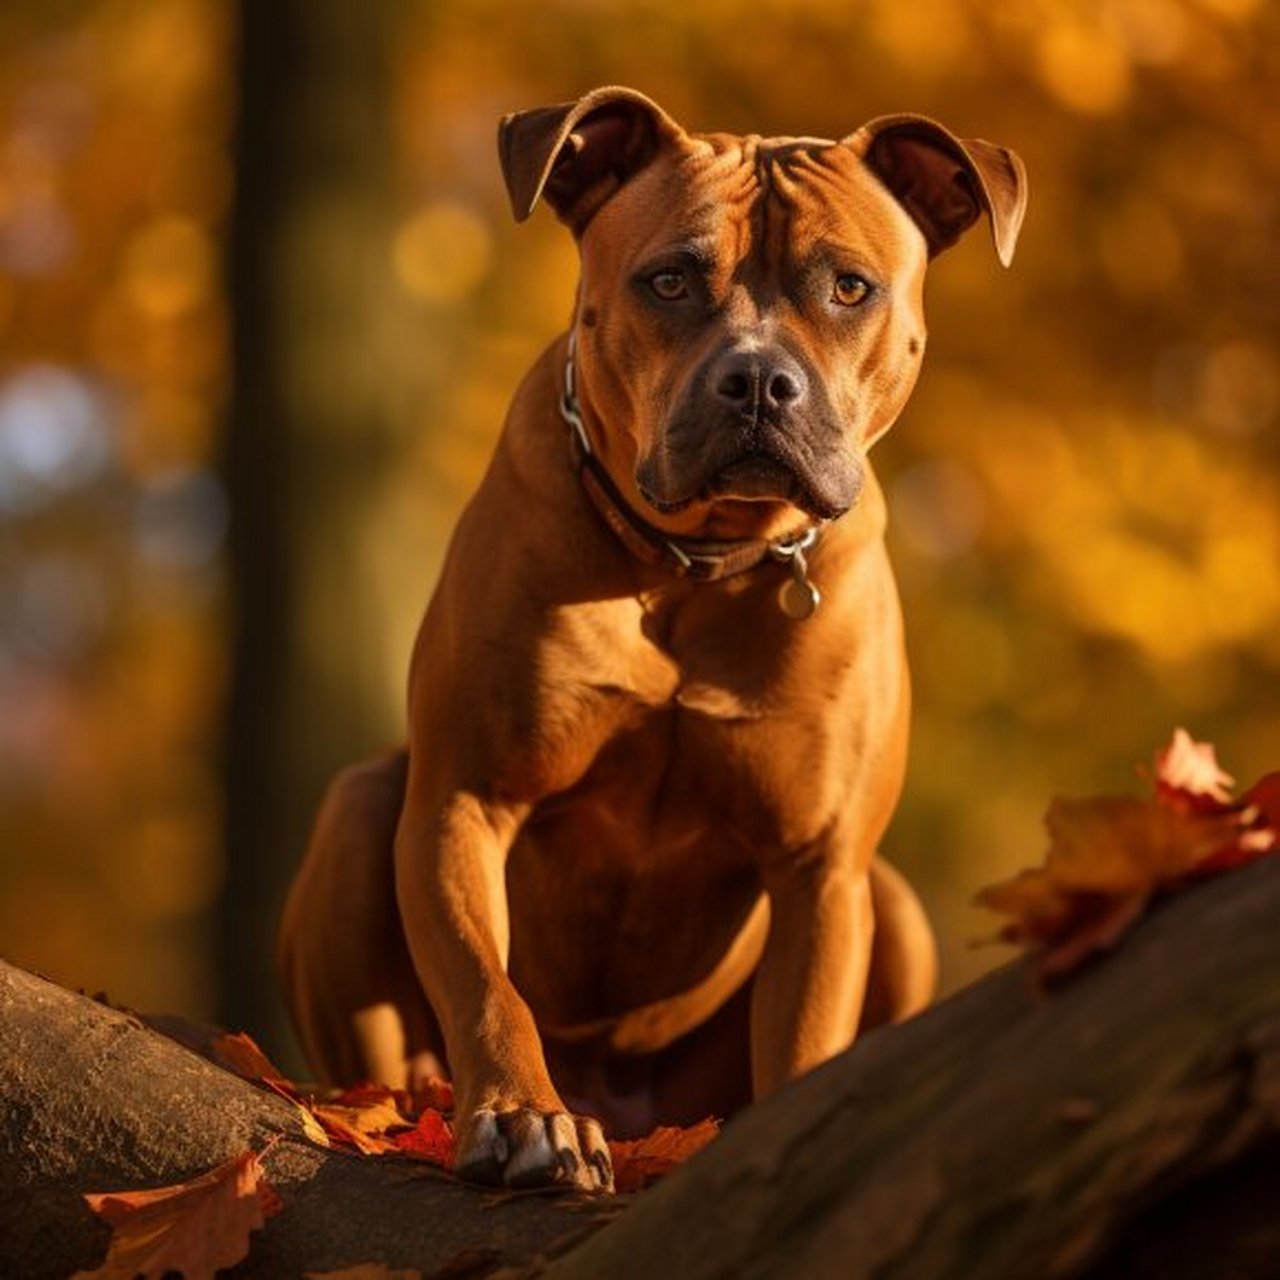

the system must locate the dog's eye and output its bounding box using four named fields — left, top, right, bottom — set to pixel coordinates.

left=649, top=270, right=688, bottom=301
left=832, top=273, right=871, bottom=307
